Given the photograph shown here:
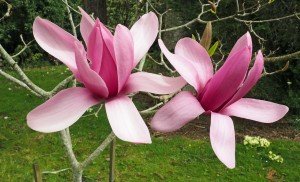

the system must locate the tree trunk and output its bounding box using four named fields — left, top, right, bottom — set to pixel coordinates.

left=82, top=0, right=108, bottom=24
left=73, top=168, right=83, bottom=182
